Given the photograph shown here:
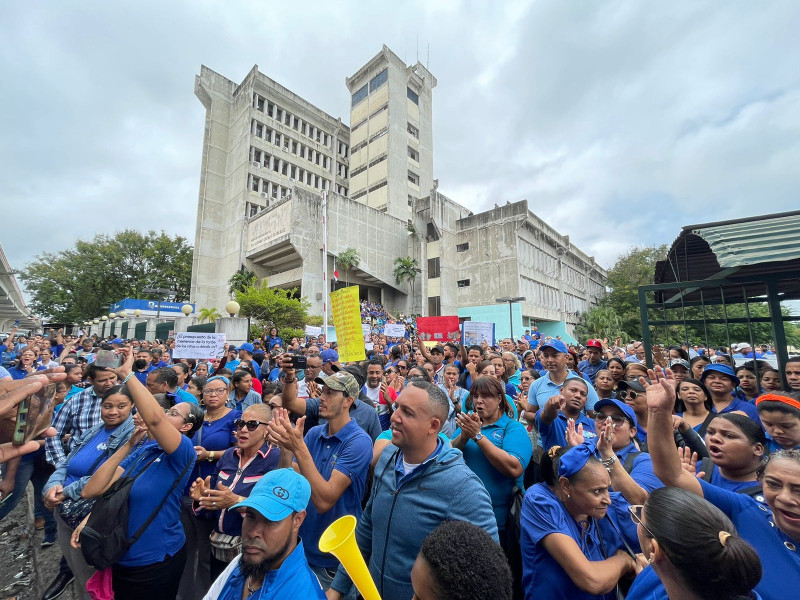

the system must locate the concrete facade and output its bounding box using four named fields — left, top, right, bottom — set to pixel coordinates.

left=190, top=46, right=607, bottom=338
